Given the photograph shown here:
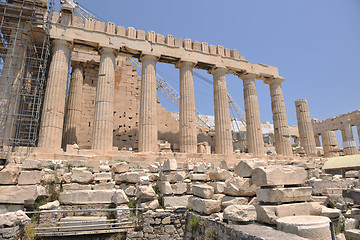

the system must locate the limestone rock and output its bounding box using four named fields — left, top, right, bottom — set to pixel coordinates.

left=188, top=196, right=221, bottom=215
left=62, top=183, right=92, bottom=191
left=0, top=165, right=20, bottom=185
left=115, top=172, right=140, bottom=184
left=234, top=160, right=266, bottom=177
left=163, top=159, right=177, bottom=171
left=159, top=181, right=173, bottom=195
left=18, top=171, right=42, bottom=185
left=112, top=162, right=129, bottom=173
left=171, top=182, right=187, bottom=195
left=112, top=189, right=129, bottom=204
left=140, top=200, right=159, bottom=210
left=136, top=186, right=156, bottom=200
left=93, top=182, right=115, bottom=190
left=164, top=195, right=190, bottom=208
left=208, top=168, right=232, bottom=181
left=207, top=182, right=225, bottom=194
left=224, top=177, right=257, bottom=196
left=94, top=172, right=112, bottom=182
left=192, top=184, right=214, bottom=199
left=252, top=166, right=307, bottom=186
left=39, top=200, right=60, bottom=210
left=223, top=205, right=256, bottom=222
left=320, top=206, right=341, bottom=219
left=256, top=187, right=312, bottom=203
left=140, top=176, right=150, bottom=185
left=221, top=196, right=248, bottom=209
left=189, top=173, right=208, bottom=181
left=124, top=185, right=136, bottom=196
left=0, top=210, right=30, bottom=227
left=0, top=185, right=46, bottom=204
left=71, top=168, right=94, bottom=184
left=193, top=163, right=207, bottom=173
left=60, top=190, right=115, bottom=204
left=22, top=159, right=42, bottom=170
